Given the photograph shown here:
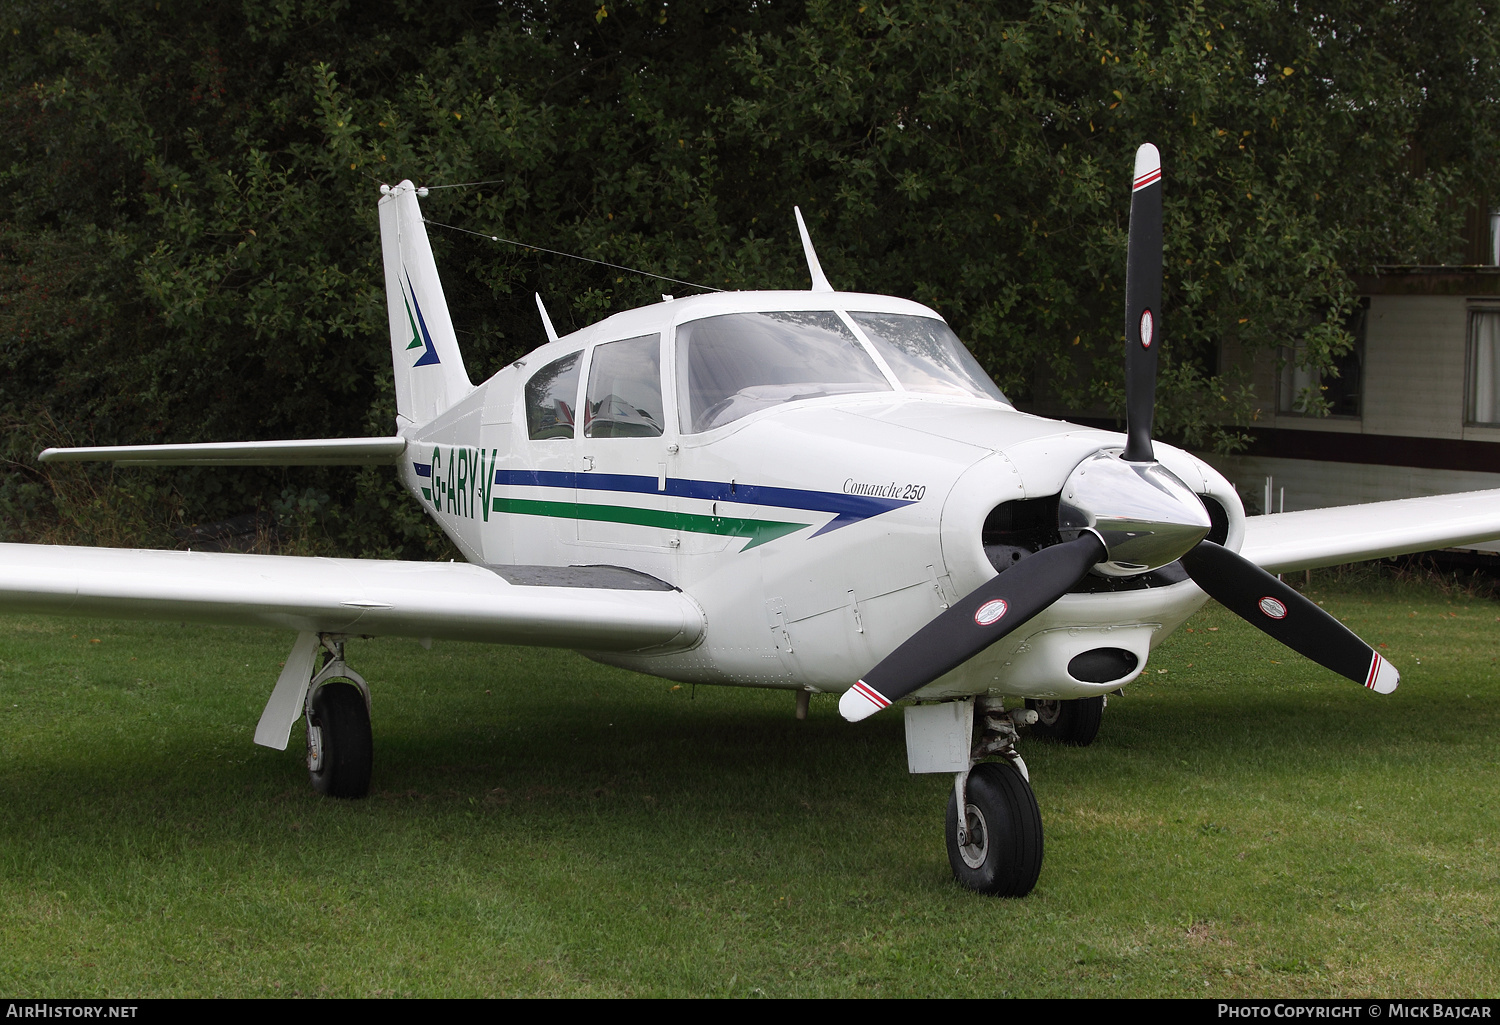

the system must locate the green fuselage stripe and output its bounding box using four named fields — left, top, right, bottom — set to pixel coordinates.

left=491, top=497, right=807, bottom=550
